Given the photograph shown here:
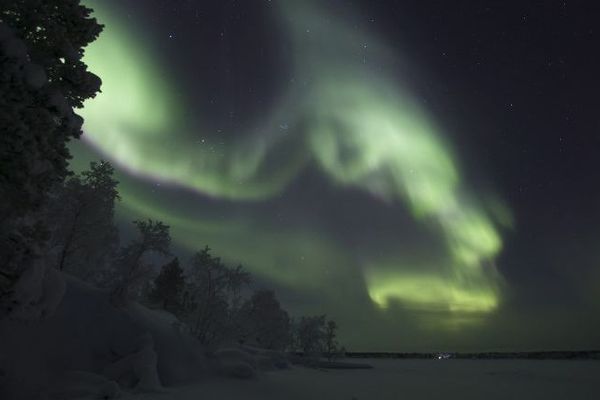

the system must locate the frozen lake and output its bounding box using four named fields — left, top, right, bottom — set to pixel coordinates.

left=126, top=358, right=600, bottom=400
